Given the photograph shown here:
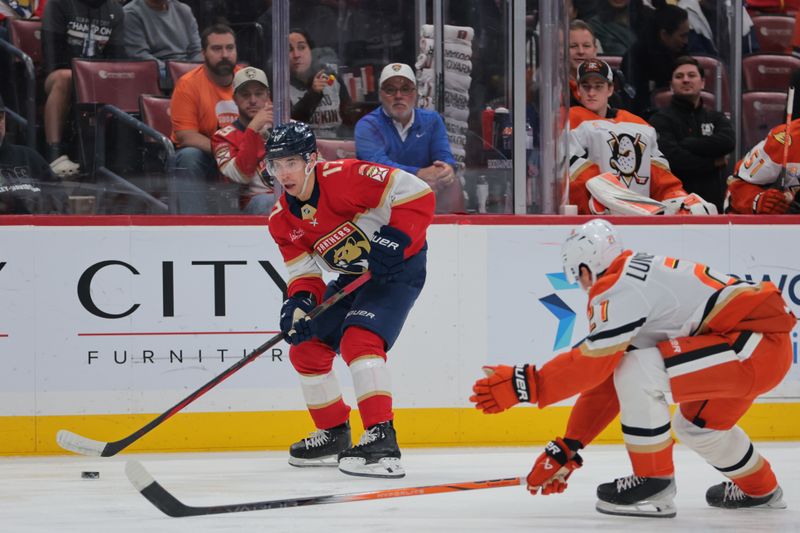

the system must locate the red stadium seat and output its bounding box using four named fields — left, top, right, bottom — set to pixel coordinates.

left=751, top=15, right=795, bottom=53
left=741, top=91, right=787, bottom=150
left=742, top=54, right=800, bottom=91
left=139, top=95, right=172, bottom=139
left=8, top=19, right=42, bottom=67
left=692, top=55, right=730, bottom=111
left=316, top=139, right=356, bottom=161
left=72, top=59, right=161, bottom=113
left=651, top=89, right=716, bottom=110
left=166, top=60, right=202, bottom=85
left=598, top=55, right=622, bottom=71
